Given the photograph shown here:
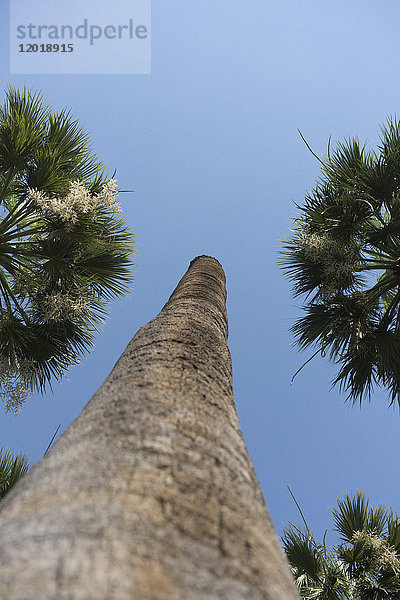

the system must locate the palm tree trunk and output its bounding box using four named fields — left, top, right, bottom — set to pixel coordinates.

left=0, top=256, right=298, bottom=600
